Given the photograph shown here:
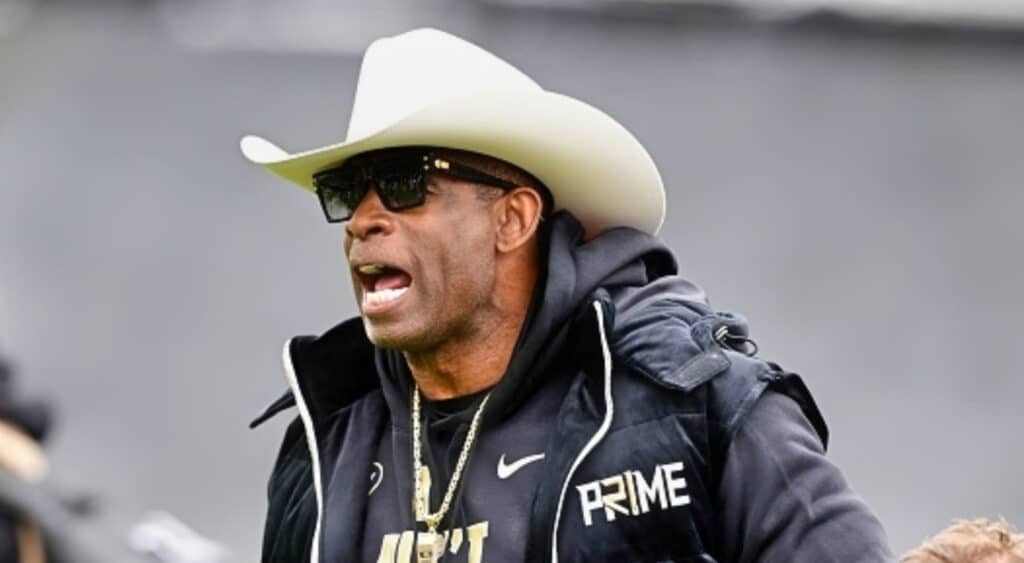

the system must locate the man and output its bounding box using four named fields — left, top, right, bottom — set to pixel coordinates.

left=244, top=29, right=893, bottom=562
left=901, top=519, right=1024, bottom=563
